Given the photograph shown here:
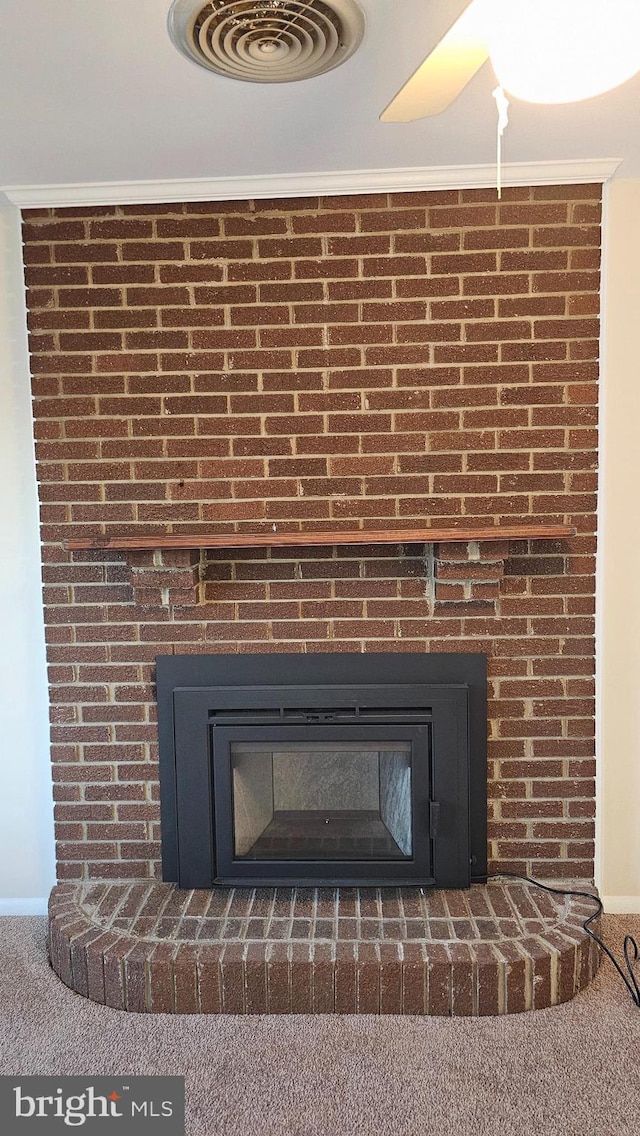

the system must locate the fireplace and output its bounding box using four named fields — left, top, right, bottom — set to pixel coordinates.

left=156, top=652, right=487, bottom=889
left=30, top=186, right=601, bottom=1013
